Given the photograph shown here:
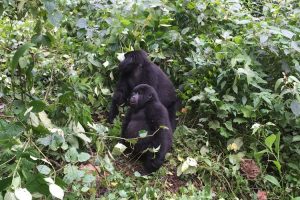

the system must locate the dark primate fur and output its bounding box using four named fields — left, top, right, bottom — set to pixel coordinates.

left=108, top=50, right=177, bottom=131
left=121, top=84, right=172, bottom=173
